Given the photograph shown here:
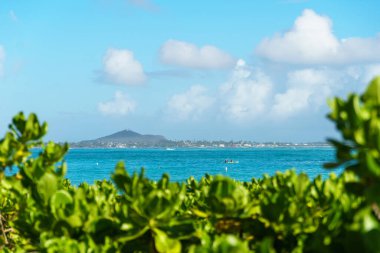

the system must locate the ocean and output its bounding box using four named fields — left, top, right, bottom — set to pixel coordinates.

left=61, top=147, right=340, bottom=185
